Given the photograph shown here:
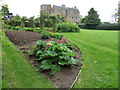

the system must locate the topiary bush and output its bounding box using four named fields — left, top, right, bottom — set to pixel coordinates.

left=41, top=30, right=50, bottom=39
left=28, top=40, right=79, bottom=75
left=57, top=22, right=80, bottom=32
